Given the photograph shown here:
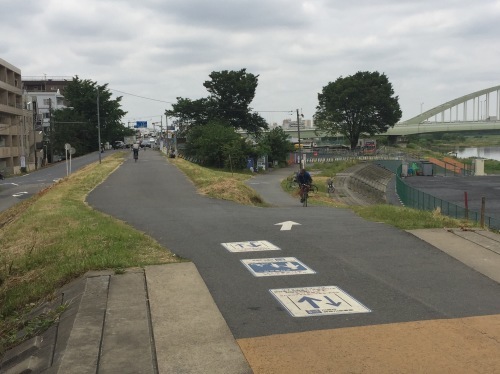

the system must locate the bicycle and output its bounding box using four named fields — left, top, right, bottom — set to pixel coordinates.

left=300, top=184, right=313, bottom=207
left=327, top=178, right=335, bottom=196
left=285, top=174, right=299, bottom=190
